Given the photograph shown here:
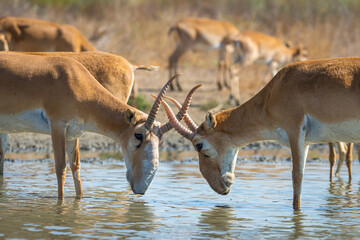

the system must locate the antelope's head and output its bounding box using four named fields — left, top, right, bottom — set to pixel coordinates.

left=161, top=95, right=238, bottom=195
left=0, top=33, right=8, bottom=51
left=286, top=42, right=308, bottom=62
left=120, top=75, right=180, bottom=194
